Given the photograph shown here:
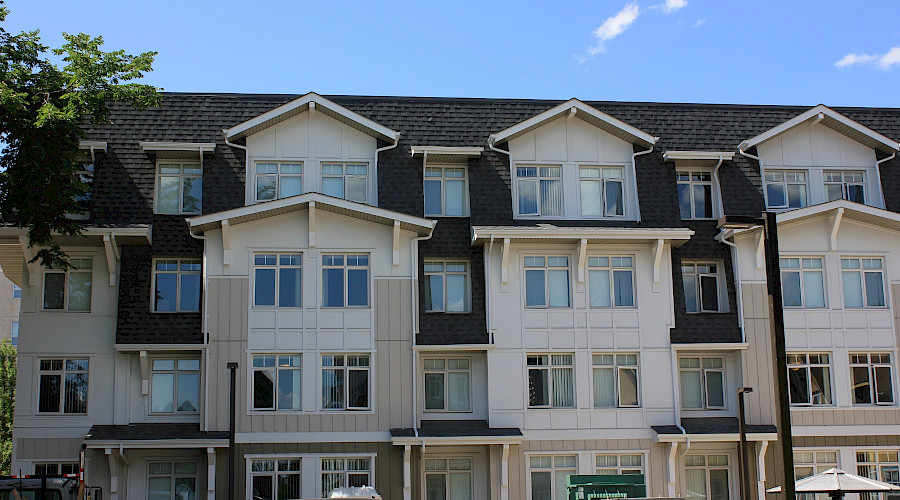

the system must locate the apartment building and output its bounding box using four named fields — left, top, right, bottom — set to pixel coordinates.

left=2, top=93, right=900, bottom=500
